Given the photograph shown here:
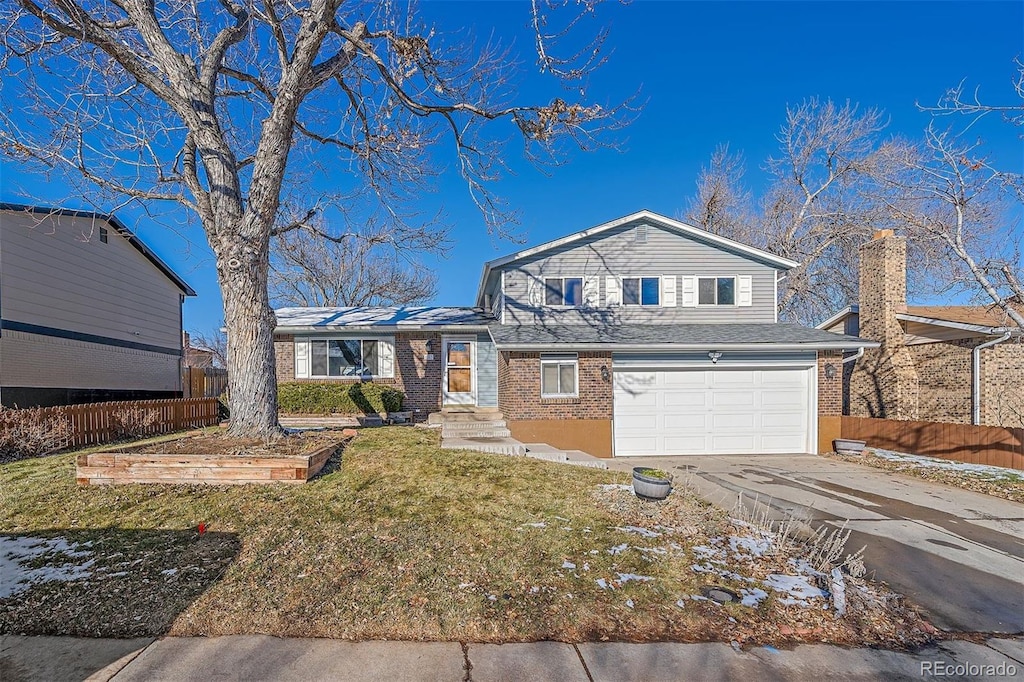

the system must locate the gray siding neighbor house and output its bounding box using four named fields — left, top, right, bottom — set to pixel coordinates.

left=274, top=210, right=874, bottom=457
left=0, top=204, right=196, bottom=407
